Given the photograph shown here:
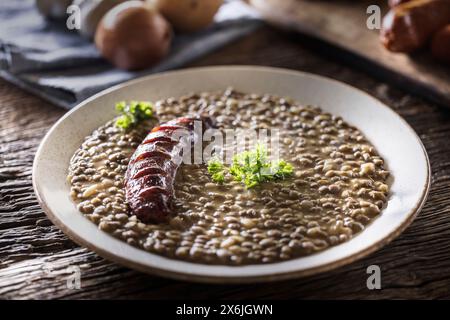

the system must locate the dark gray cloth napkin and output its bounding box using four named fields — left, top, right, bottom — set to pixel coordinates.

left=0, top=0, right=261, bottom=108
